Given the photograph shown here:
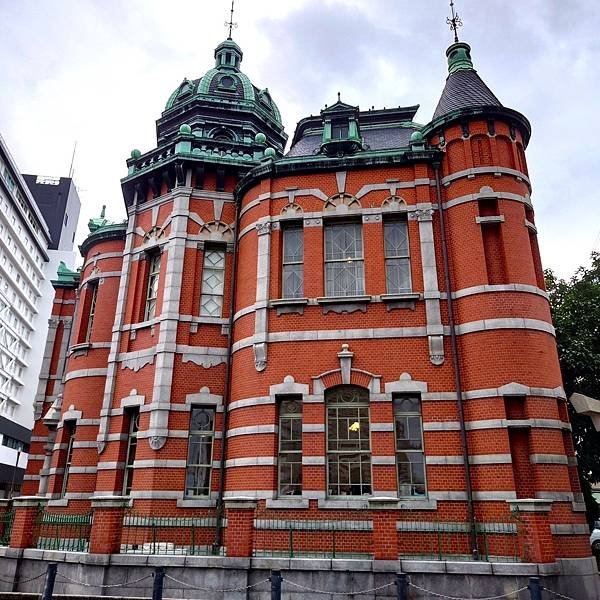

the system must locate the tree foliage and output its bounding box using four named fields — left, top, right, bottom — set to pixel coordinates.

left=546, top=252, right=600, bottom=523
